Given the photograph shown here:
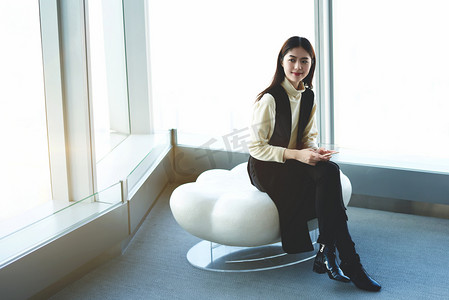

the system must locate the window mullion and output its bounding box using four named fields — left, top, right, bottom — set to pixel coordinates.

left=39, top=0, right=69, bottom=202
left=123, top=0, right=152, bottom=134
left=58, top=0, right=96, bottom=201
left=314, top=0, right=334, bottom=146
